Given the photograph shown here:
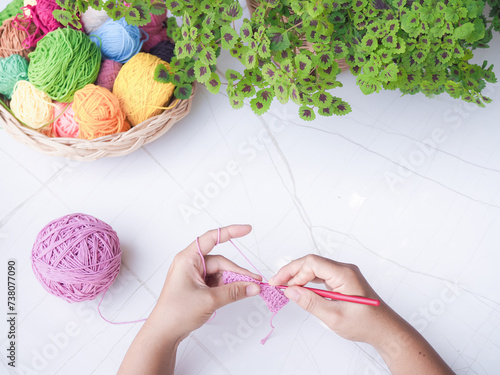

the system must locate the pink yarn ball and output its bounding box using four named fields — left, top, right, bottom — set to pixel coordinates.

left=96, top=59, right=123, bottom=91
left=140, top=13, right=168, bottom=52
left=53, top=102, right=79, bottom=138
left=31, top=213, right=122, bottom=303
